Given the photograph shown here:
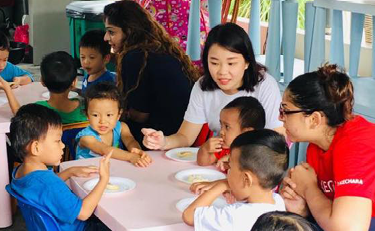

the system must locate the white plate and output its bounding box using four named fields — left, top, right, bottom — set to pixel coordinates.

left=176, top=197, right=227, bottom=212
left=0, top=96, right=7, bottom=107
left=83, top=177, right=136, bottom=194
left=41, top=91, right=78, bottom=99
left=175, top=168, right=226, bottom=184
left=165, top=147, right=198, bottom=162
